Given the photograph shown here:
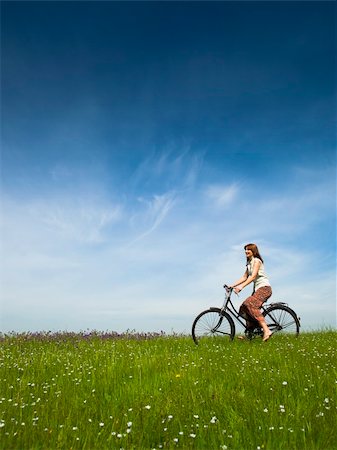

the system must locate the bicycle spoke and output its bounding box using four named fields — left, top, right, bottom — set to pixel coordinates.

left=192, top=309, right=235, bottom=343
left=264, top=305, right=300, bottom=335
left=211, top=330, right=232, bottom=336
